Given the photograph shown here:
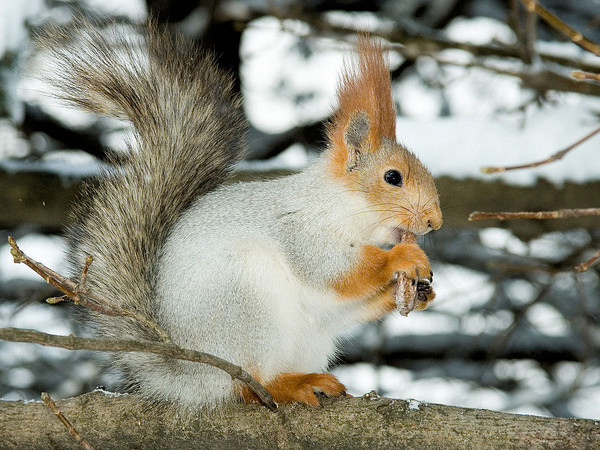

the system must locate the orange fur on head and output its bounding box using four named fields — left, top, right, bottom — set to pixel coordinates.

left=328, top=36, right=396, bottom=160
